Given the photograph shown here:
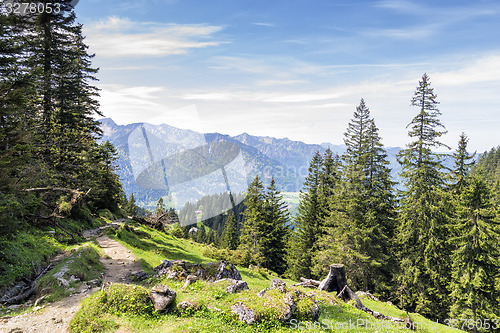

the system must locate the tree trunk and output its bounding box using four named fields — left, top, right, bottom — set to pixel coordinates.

left=318, top=264, right=347, bottom=293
